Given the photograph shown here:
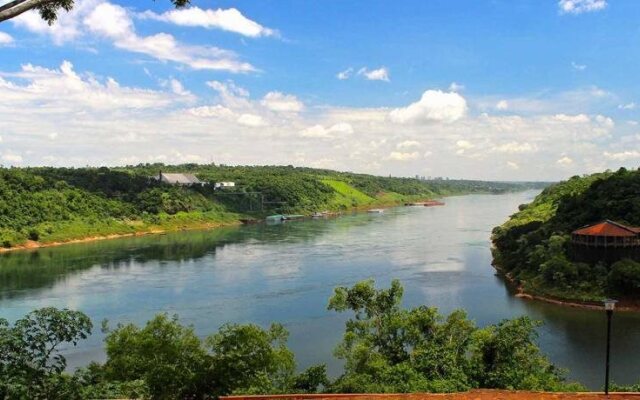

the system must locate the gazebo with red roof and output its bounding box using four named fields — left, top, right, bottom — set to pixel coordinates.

left=570, top=220, right=640, bottom=264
